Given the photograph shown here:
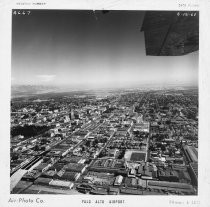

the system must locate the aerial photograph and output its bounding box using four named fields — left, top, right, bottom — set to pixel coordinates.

left=10, top=10, right=198, bottom=195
